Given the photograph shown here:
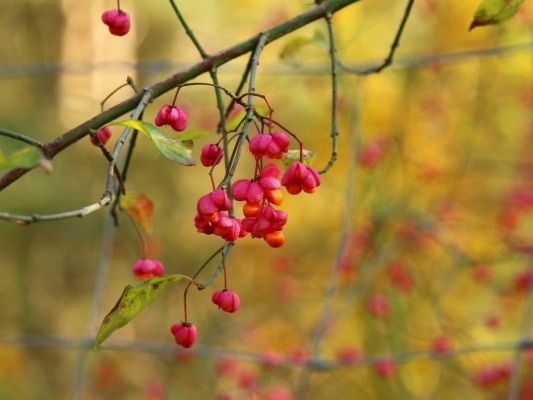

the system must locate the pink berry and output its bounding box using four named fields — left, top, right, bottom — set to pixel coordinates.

left=200, top=144, right=224, bottom=167
left=431, top=335, right=452, bottom=354
left=132, top=258, right=164, bottom=280
left=212, top=289, right=241, bottom=313
left=374, top=358, right=397, bottom=378
left=90, top=126, right=113, bottom=146
left=368, top=294, right=390, bottom=317
left=101, top=9, right=131, bottom=37
left=249, top=132, right=289, bottom=159
left=197, top=188, right=231, bottom=219
left=170, top=322, right=197, bottom=348
left=155, top=105, right=188, bottom=132
left=281, top=162, right=321, bottom=195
